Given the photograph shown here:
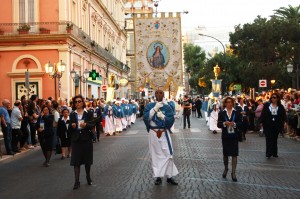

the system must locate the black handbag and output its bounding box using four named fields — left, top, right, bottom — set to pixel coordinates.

left=55, top=137, right=62, bottom=155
